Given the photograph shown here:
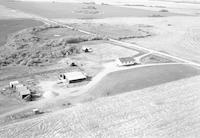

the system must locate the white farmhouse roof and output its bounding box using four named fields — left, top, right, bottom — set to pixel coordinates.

left=63, top=71, right=86, bottom=81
